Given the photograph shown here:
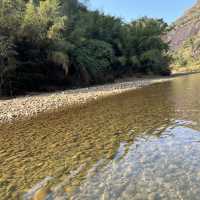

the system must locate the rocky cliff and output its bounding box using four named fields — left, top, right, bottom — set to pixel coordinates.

left=167, top=0, right=200, bottom=68
left=167, top=0, right=200, bottom=51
